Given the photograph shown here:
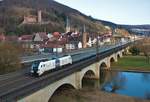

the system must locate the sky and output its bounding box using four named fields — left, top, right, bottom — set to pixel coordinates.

left=55, top=0, right=150, bottom=25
